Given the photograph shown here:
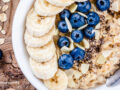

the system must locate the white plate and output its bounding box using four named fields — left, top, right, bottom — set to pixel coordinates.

left=12, top=0, right=120, bottom=90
